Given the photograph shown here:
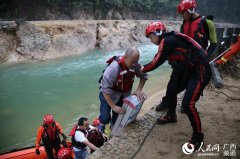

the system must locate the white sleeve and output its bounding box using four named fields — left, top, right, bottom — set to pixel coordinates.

left=89, top=125, right=95, bottom=130
left=75, top=131, right=87, bottom=143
